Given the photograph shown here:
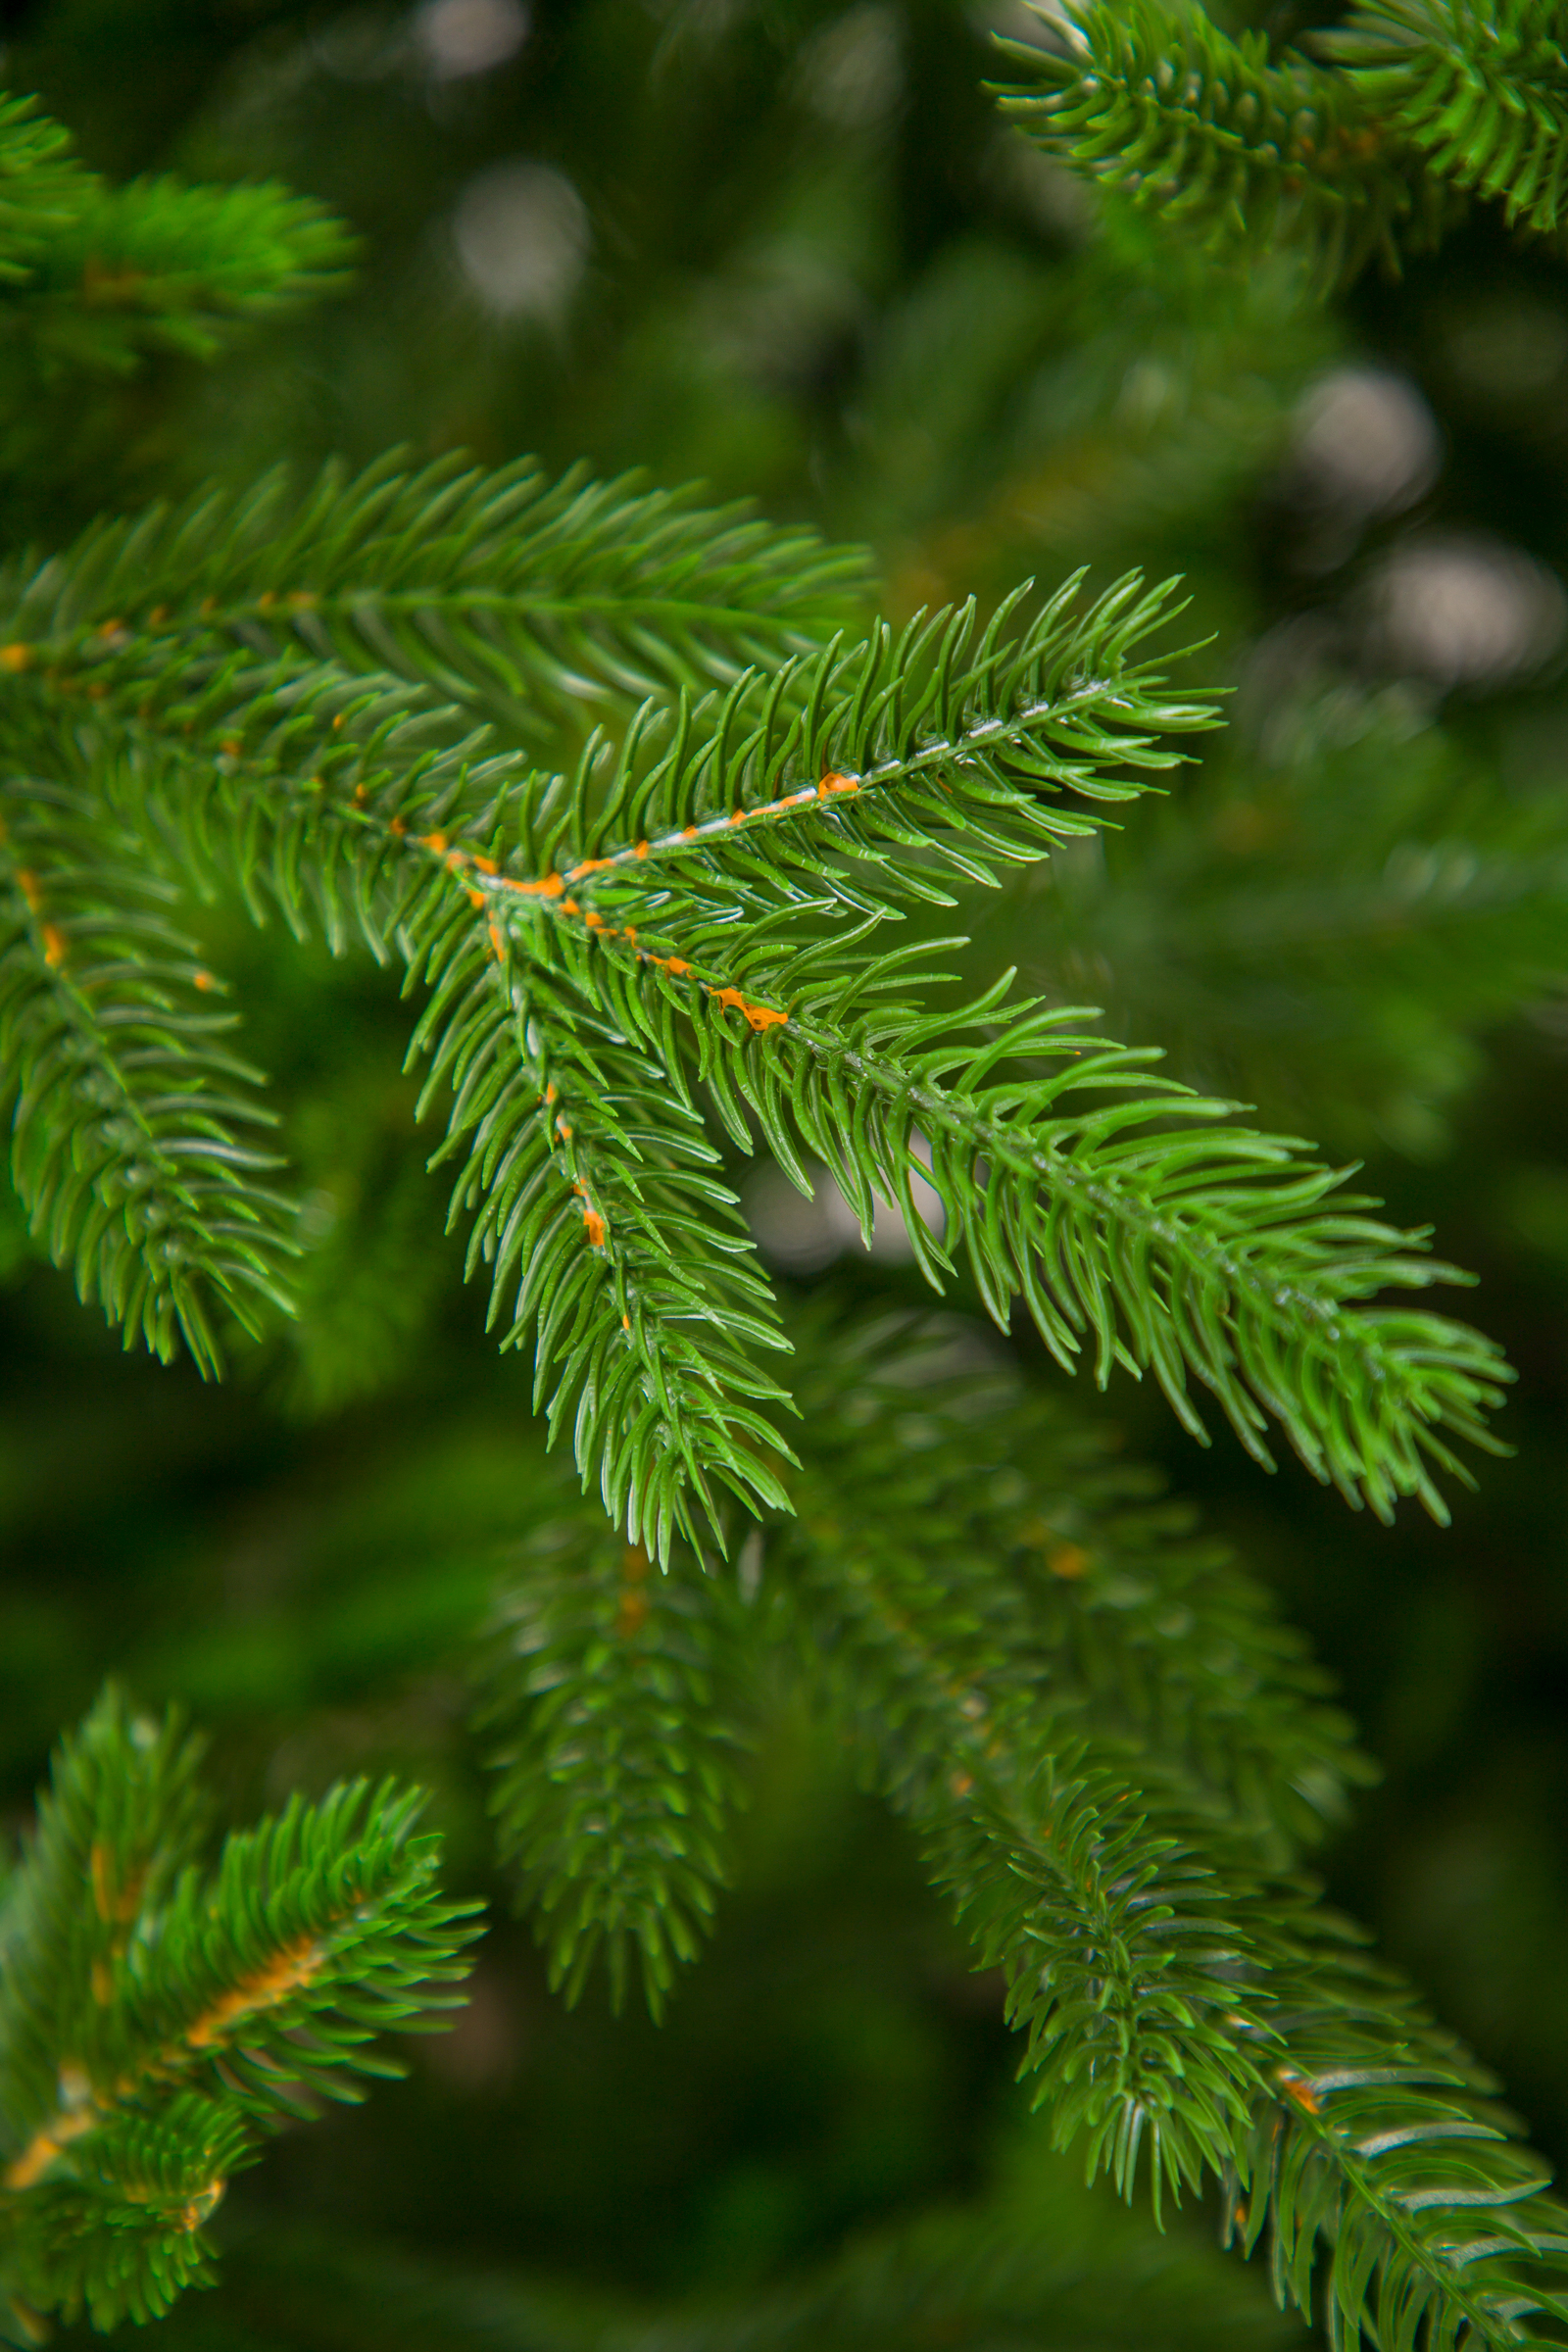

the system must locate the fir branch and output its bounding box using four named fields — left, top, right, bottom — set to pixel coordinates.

left=9, top=2095, right=247, bottom=2331
left=416, top=931, right=796, bottom=1557
left=780, top=1304, right=1372, bottom=1862
left=0, top=770, right=300, bottom=1376
left=773, top=1391, right=1568, bottom=2351
left=17, top=561, right=1222, bottom=1539
left=477, top=1527, right=755, bottom=2018
left=0, top=1688, right=482, bottom=2336
left=714, top=981, right=1505, bottom=1522
left=0, top=88, right=350, bottom=384
left=12, top=174, right=357, bottom=369
left=0, top=452, right=872, bottom=748
left=22, top=557, right=1507, bottom=1531
left=0, top=92, right=92, bottom=285
left=972, top=686, right=1568, bottom=1153
left=507, top=611, right=1500, bottom=1511
left=1324, top=0, right=1568, bottom=234
left=933, top=1776, right=1568, bottom=2352
left=0, top=1688, right=209, bottom=2147
left=992, top=0, right=1442, bottom=277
